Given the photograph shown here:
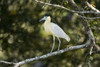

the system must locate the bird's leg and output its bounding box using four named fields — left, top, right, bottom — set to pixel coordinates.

left=50, top=36, right=55, bottom=53
left=57, top=37, right=61, bottom=51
